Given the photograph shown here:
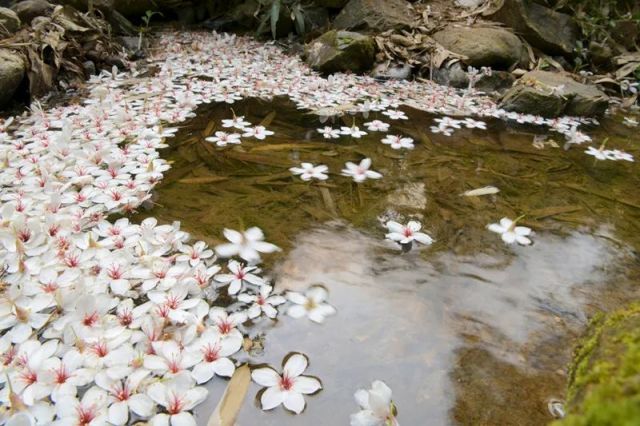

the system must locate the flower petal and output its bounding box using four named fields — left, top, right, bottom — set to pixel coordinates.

left=251, top=367, right=281, bottom=387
